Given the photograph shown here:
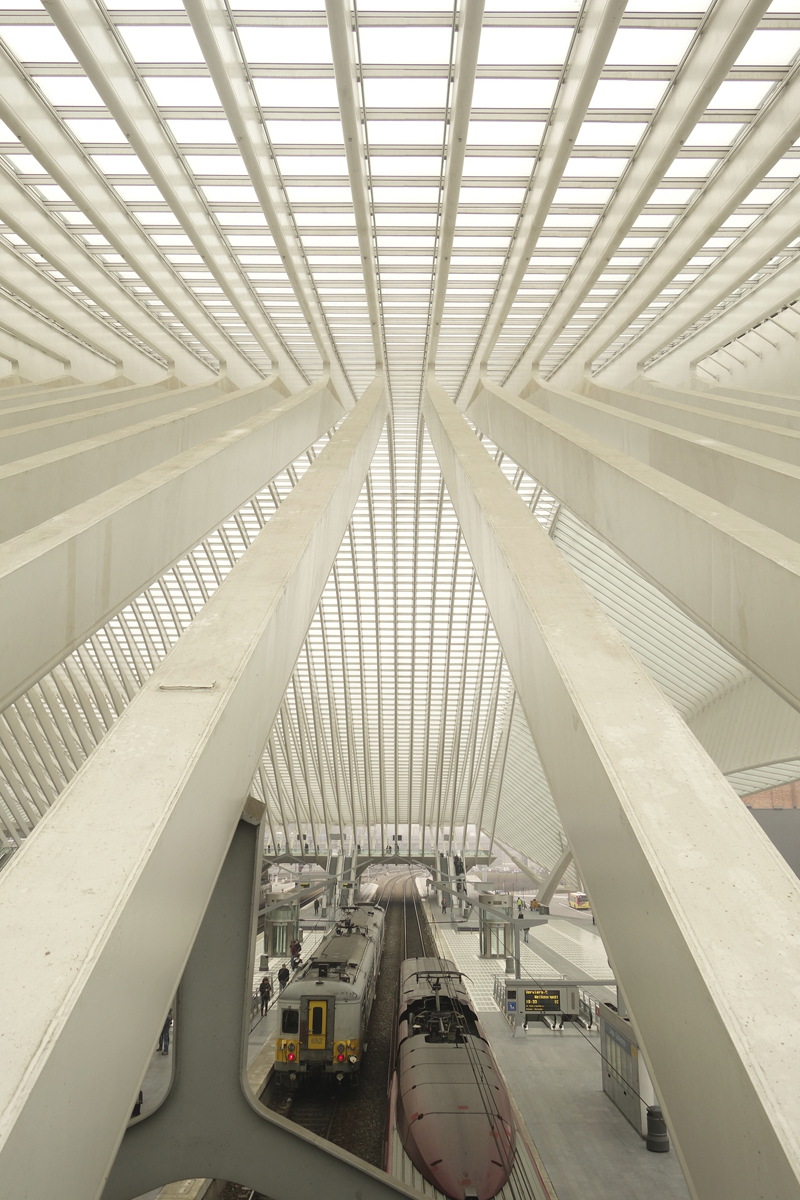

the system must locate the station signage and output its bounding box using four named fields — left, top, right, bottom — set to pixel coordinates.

left=525, top=988, right=562, bottom=1012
